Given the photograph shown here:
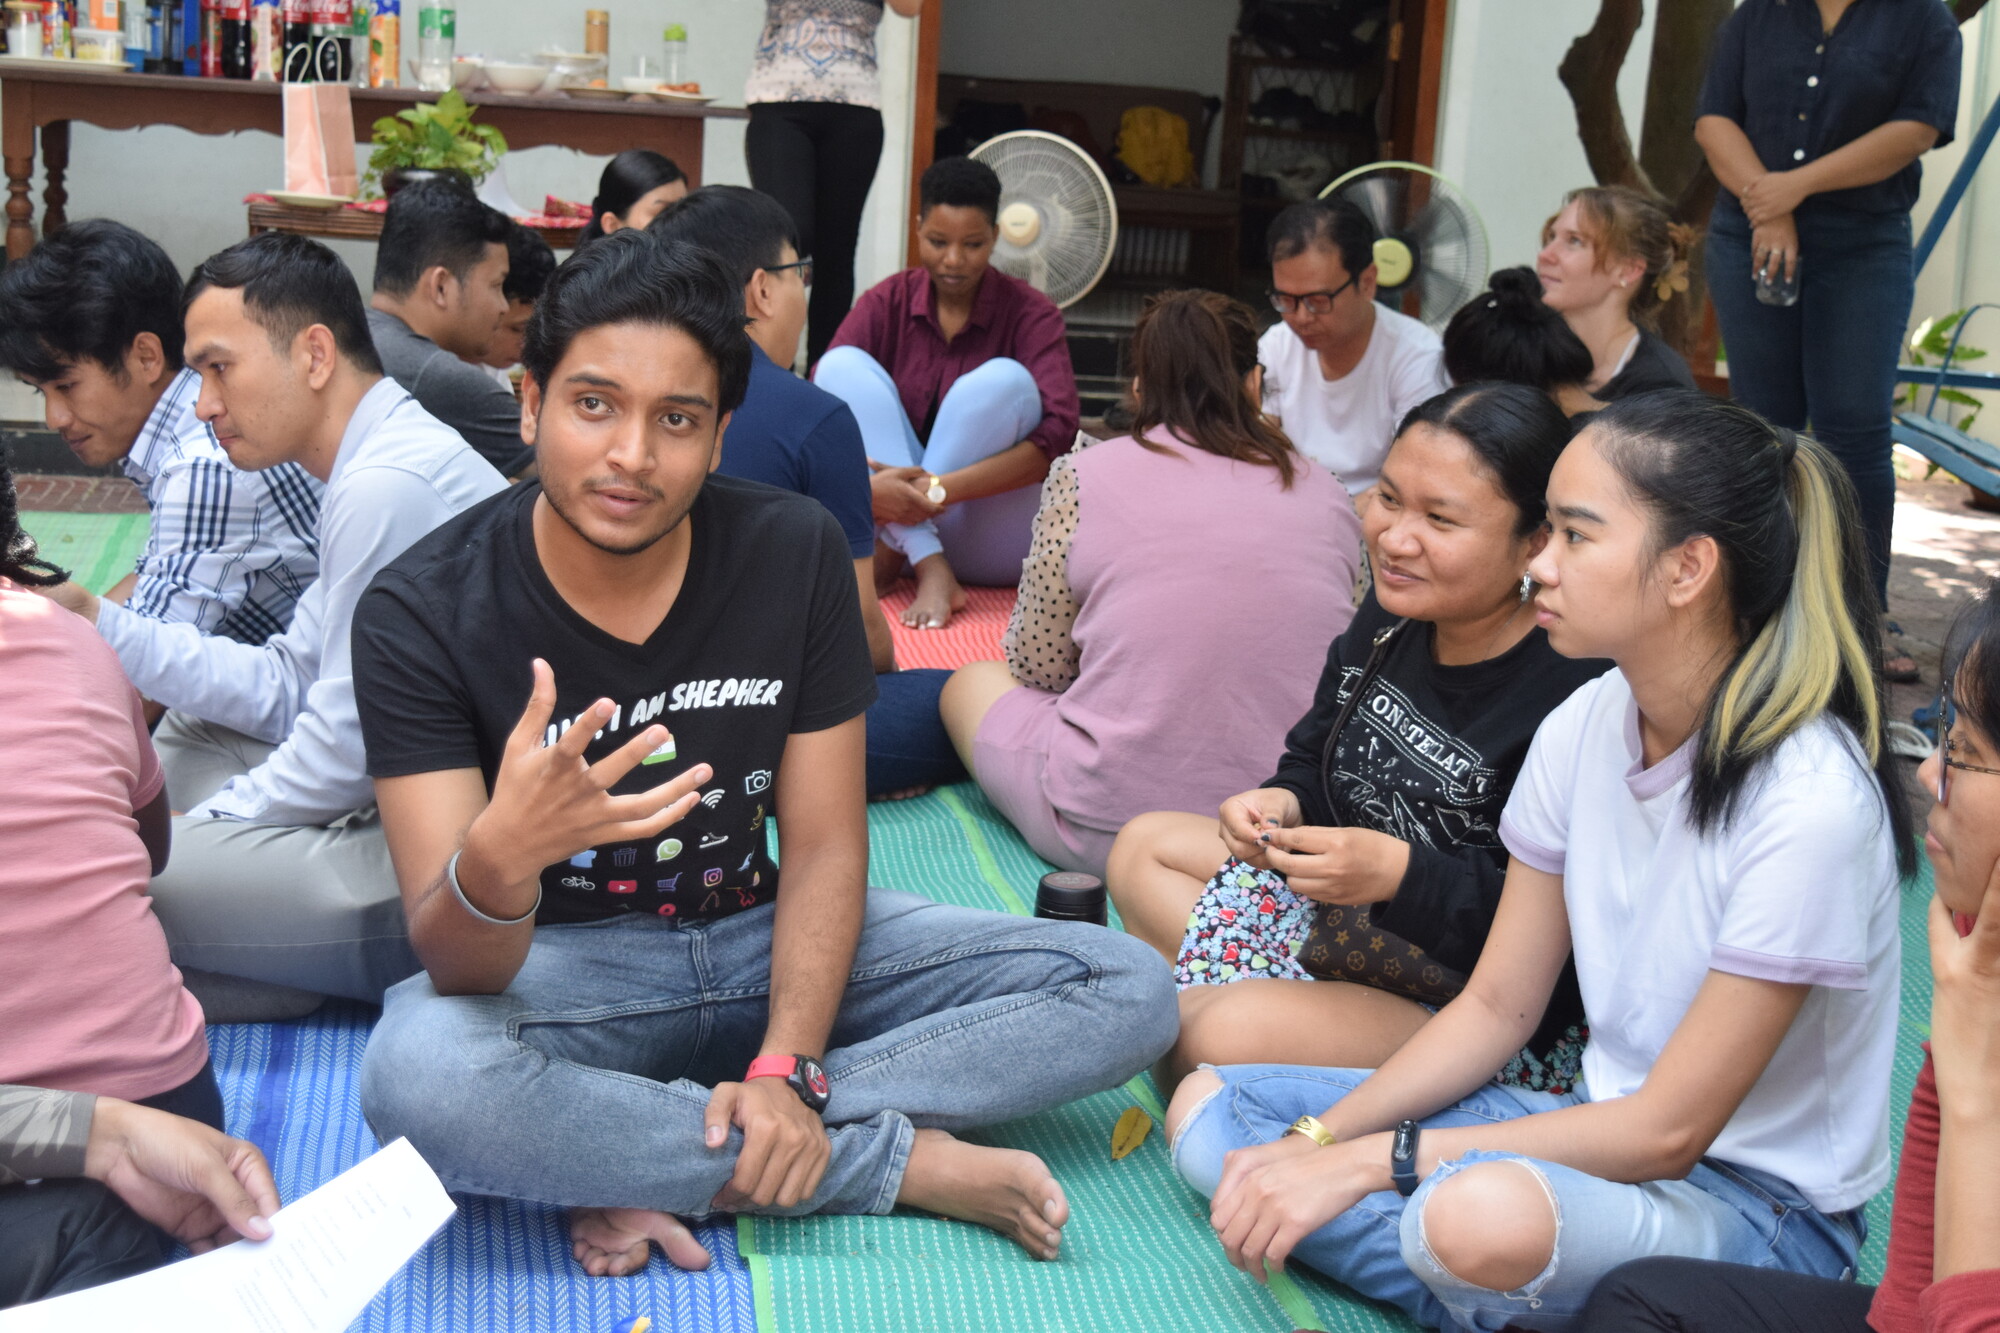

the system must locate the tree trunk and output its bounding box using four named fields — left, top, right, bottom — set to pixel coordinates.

left=1558, top=0, right=1651, bottom=194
